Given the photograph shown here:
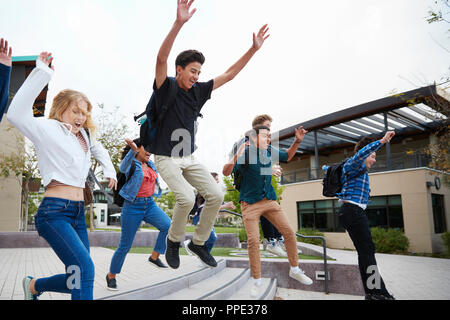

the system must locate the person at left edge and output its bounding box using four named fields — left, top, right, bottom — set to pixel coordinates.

left=0, top=37, right=12, bottom=123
